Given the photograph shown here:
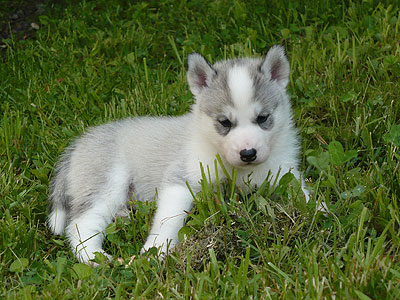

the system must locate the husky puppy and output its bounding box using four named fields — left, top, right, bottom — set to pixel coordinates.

left=48, top=45, right=309, bottom=264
